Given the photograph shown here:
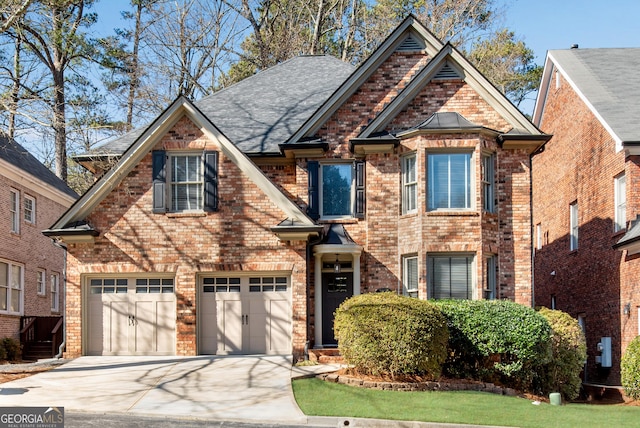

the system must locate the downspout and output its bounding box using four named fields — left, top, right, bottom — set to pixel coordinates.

left=52, top=239, right=67, bottom=359
left=529, top=152, right=535, bottom=308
